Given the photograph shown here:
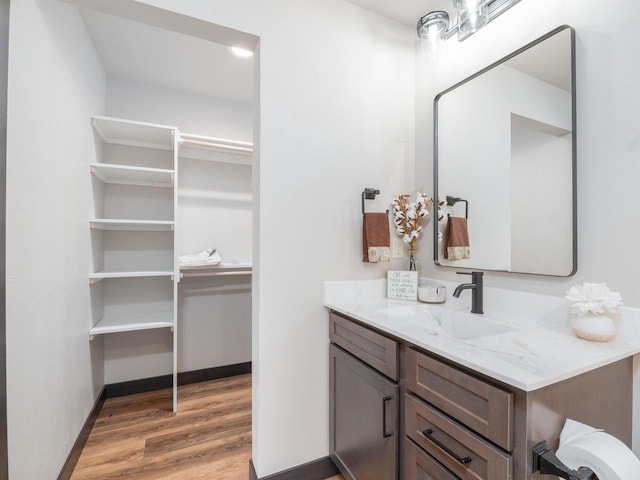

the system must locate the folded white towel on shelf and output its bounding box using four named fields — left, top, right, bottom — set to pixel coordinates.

left=178, top=248, right=222, bottom=267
